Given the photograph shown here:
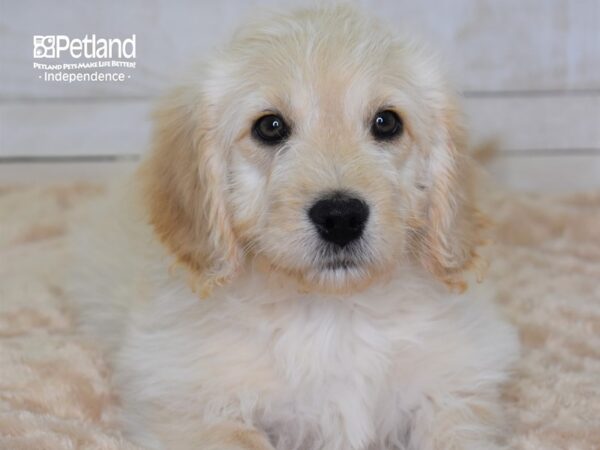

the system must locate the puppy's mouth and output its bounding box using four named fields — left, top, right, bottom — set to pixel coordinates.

left=315, top=243, right=366, bottom=272
left=298, top=242, right=384, bottom=294
left=320, top=258, right=359, bottom=271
